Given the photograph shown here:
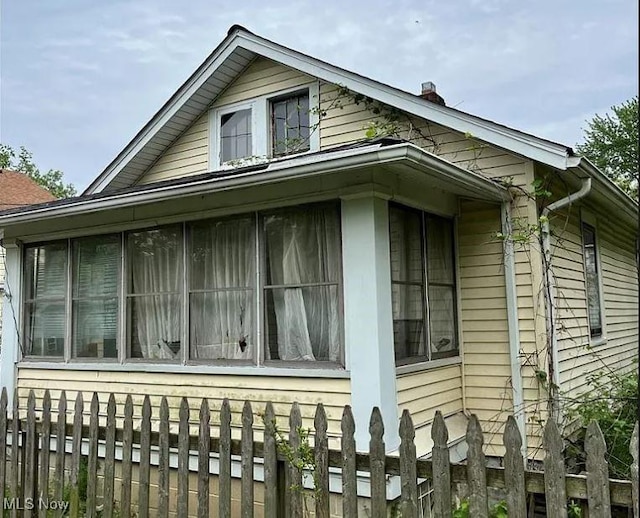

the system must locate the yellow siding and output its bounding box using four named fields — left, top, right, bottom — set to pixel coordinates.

left=396, top=364, right=463, bottom=428
left=137, top=57, right=313, bottom=185
left=17, top=369, right=350, bottom=440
